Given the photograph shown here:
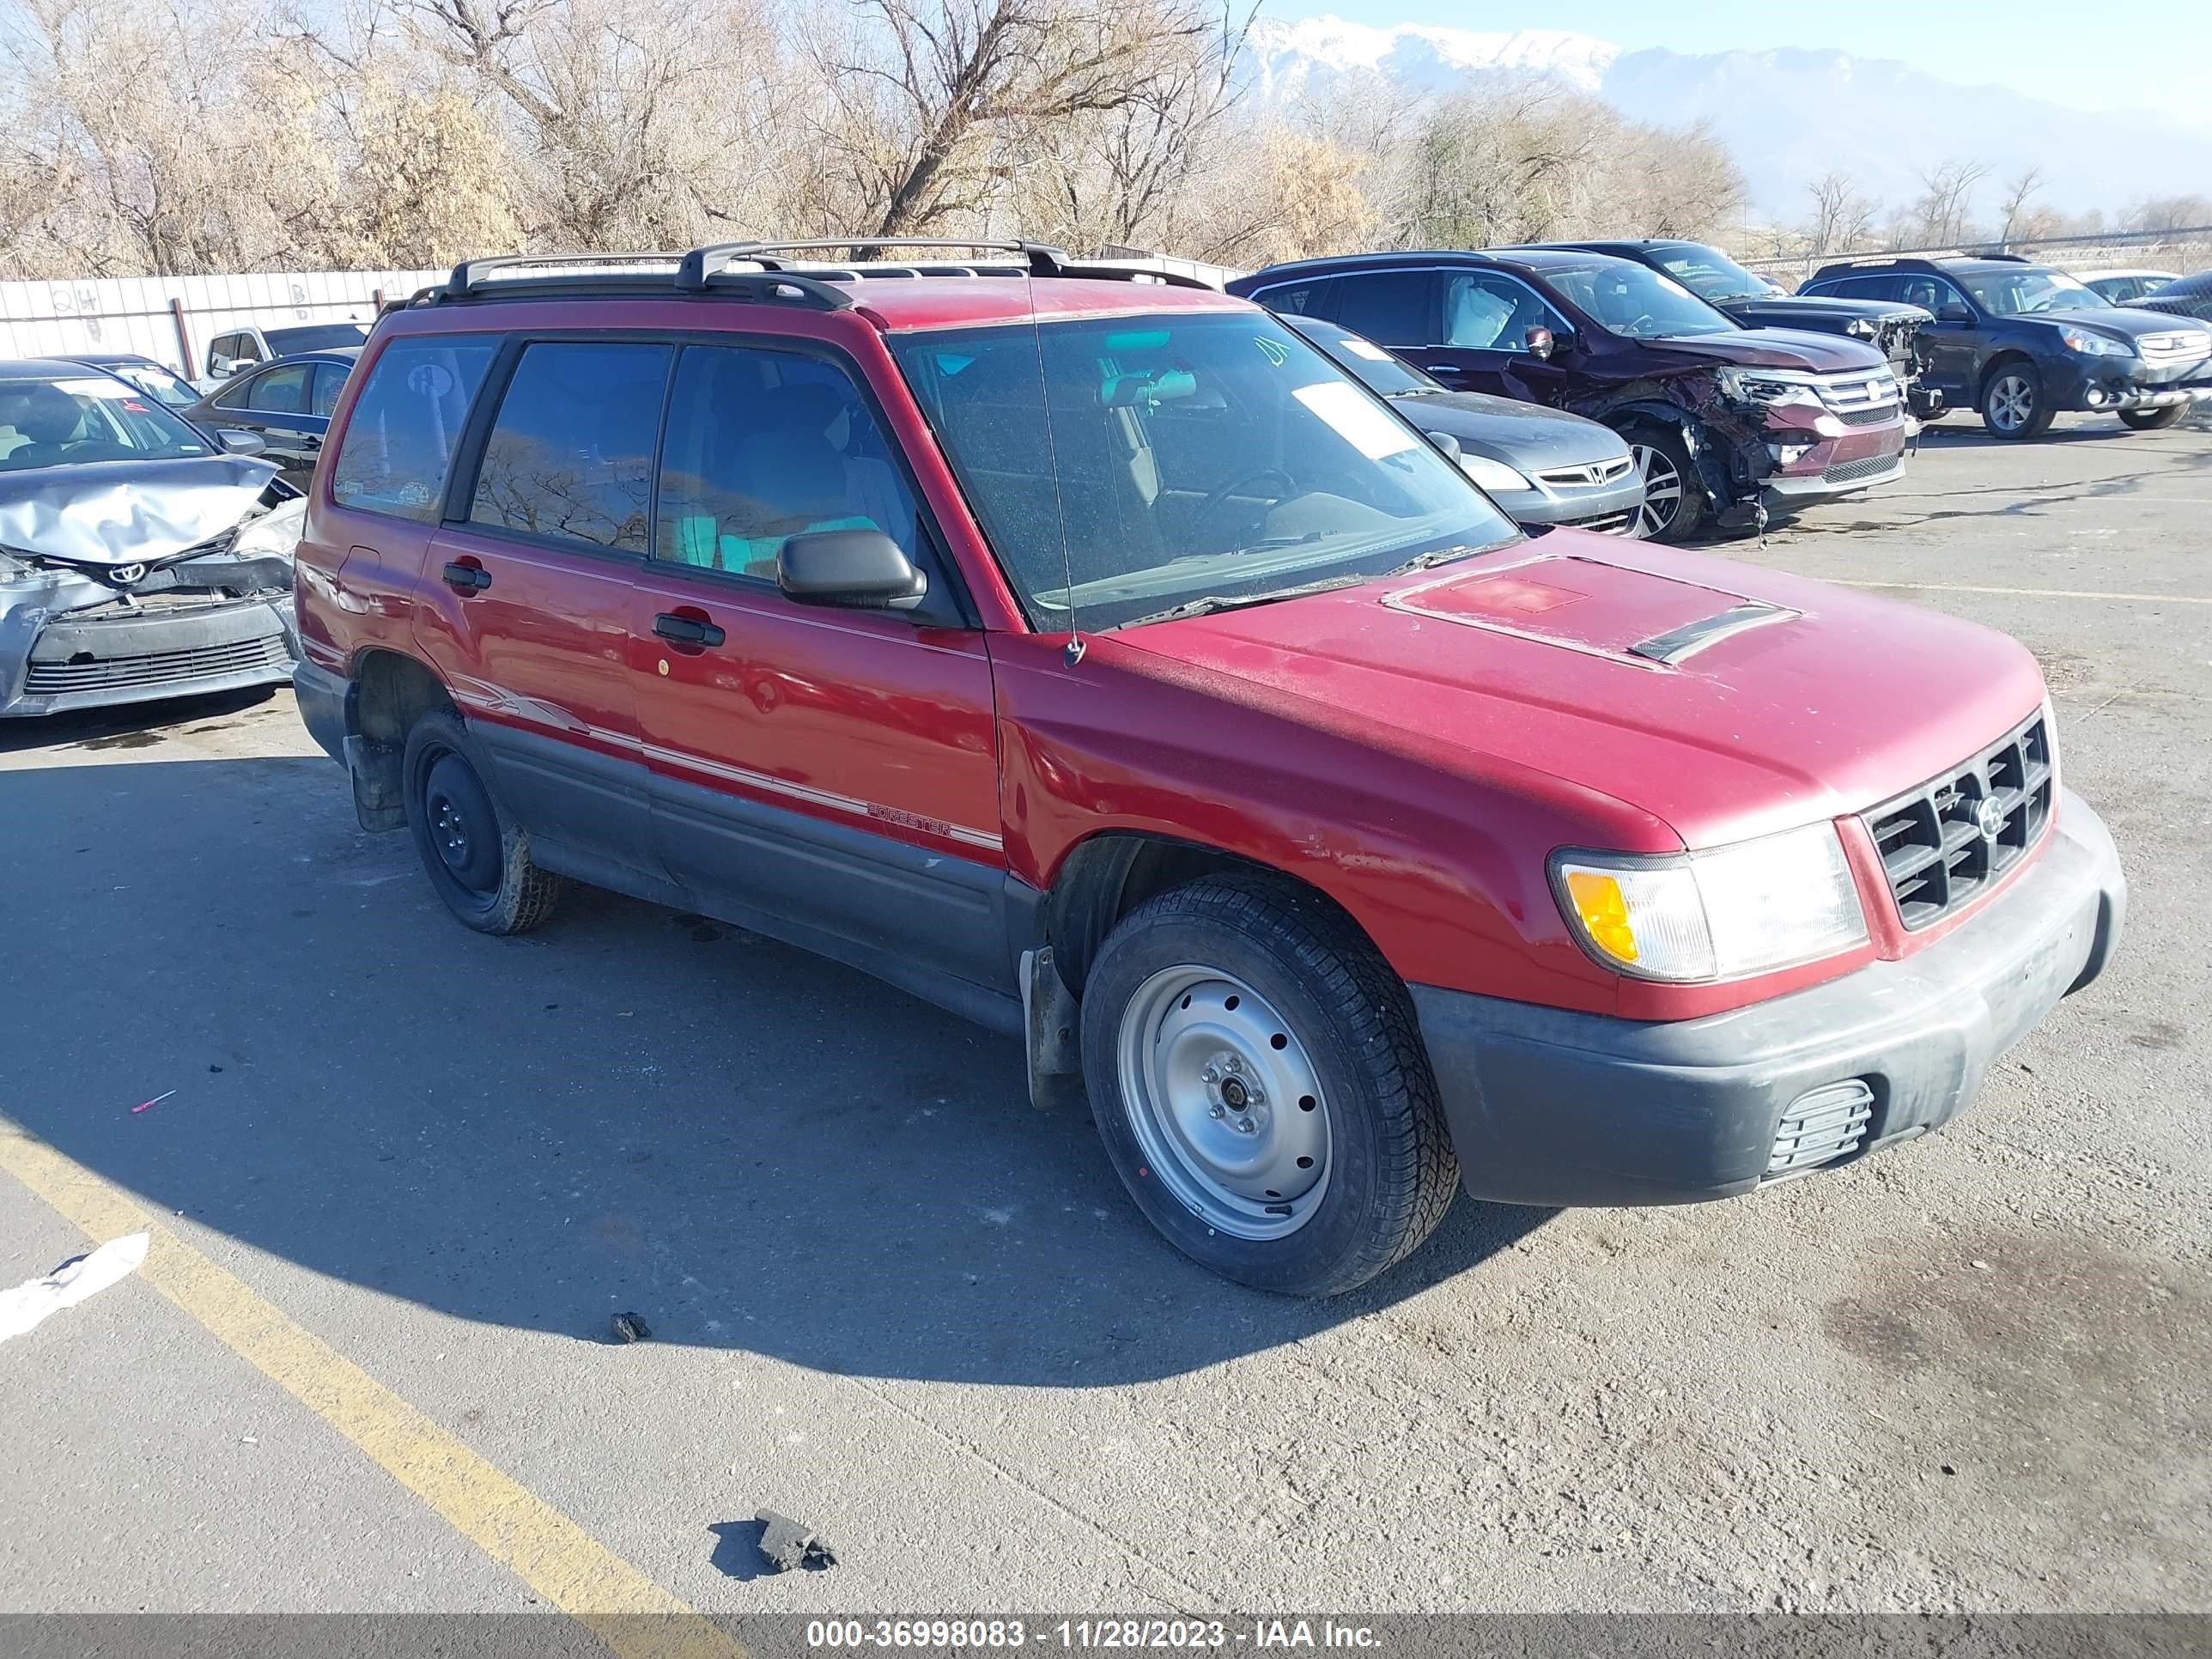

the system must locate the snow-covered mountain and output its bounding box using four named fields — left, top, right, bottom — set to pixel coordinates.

left=1245, top=16, right=2212, bottom=223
